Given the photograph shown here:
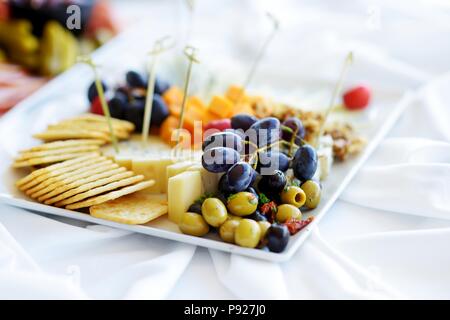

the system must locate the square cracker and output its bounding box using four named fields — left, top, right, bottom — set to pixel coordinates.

left=89, top=193, right=168, bottom=225
left=15, top=154, right=101, bottom=186
left=43, top=170, right=133, bottom=204
left=65, top=180, right=155, bottom=210
left=48, top=123, right=130, bottom=139
left=17, top=145, right=101, bottom=161
left=54, top=175, right=145, bottom=207
left=33, top=129, right=110, bottom=142
left=70, top=114, right=135, bottom=131
left=13, top=151, right=101, bottom=168
left=31, top=163, right=121, bottom=199
left=21, top=139, right=105, bottom=152
left=18, top=157, right=111, bottom=191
